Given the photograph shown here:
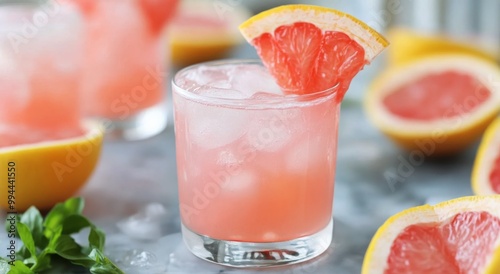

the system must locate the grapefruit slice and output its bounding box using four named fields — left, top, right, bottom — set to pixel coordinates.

left=362, top=196, right=500, bottom=274
left=239, top=4, right=388, bottom=96
left=472, top=118, right=500, bottom=195
left=169, top=0, right=250, bottom=67
left=365, top=55, right=500, bottom=156
left=387, top=28, right=499, bottom=67
left=0, top=121, right=104, bottom=211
